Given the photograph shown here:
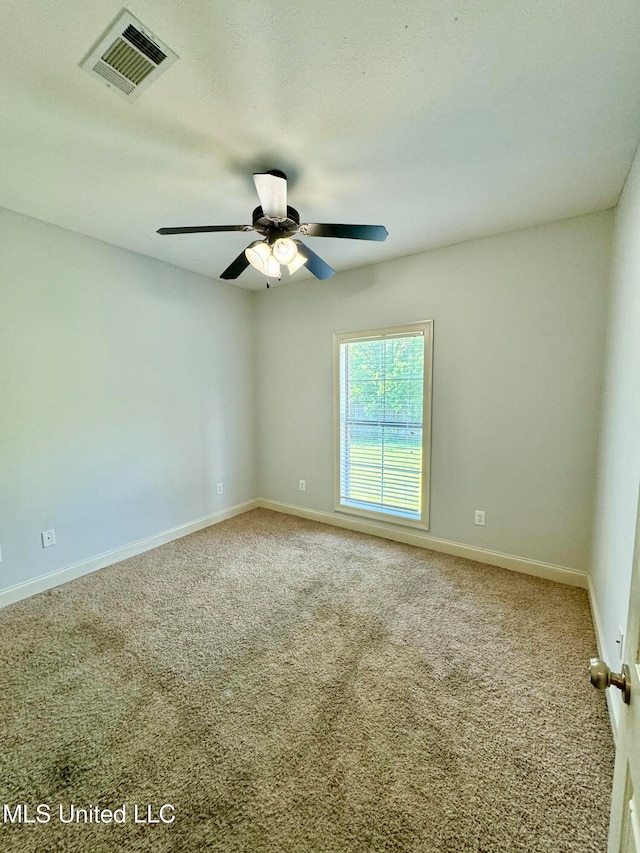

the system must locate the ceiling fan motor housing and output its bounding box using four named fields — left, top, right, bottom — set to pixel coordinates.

left=252, top=205, right=300, bottom=240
